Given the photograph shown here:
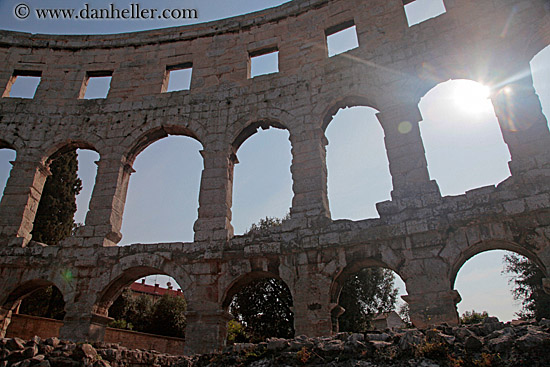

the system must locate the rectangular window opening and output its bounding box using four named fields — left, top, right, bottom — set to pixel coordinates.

left=325, top=21, right=359, bottom=57
left=163, top=62, right=193, bottom=92
left=80, top=71, right=113, bottom=99
left=2, top=70, right=42, bottom=99
left=404, top=0, right=446, bottom=27
left=249, top=47, right=279, bottom=78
